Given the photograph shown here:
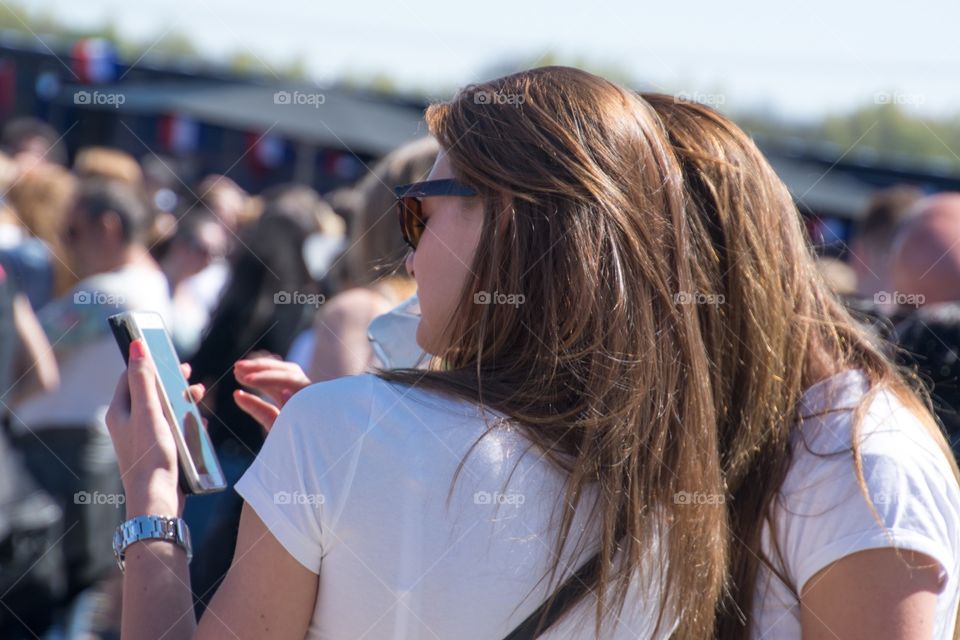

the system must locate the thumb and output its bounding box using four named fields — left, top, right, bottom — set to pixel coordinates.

left=127, top=339, right=163, bottom=417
